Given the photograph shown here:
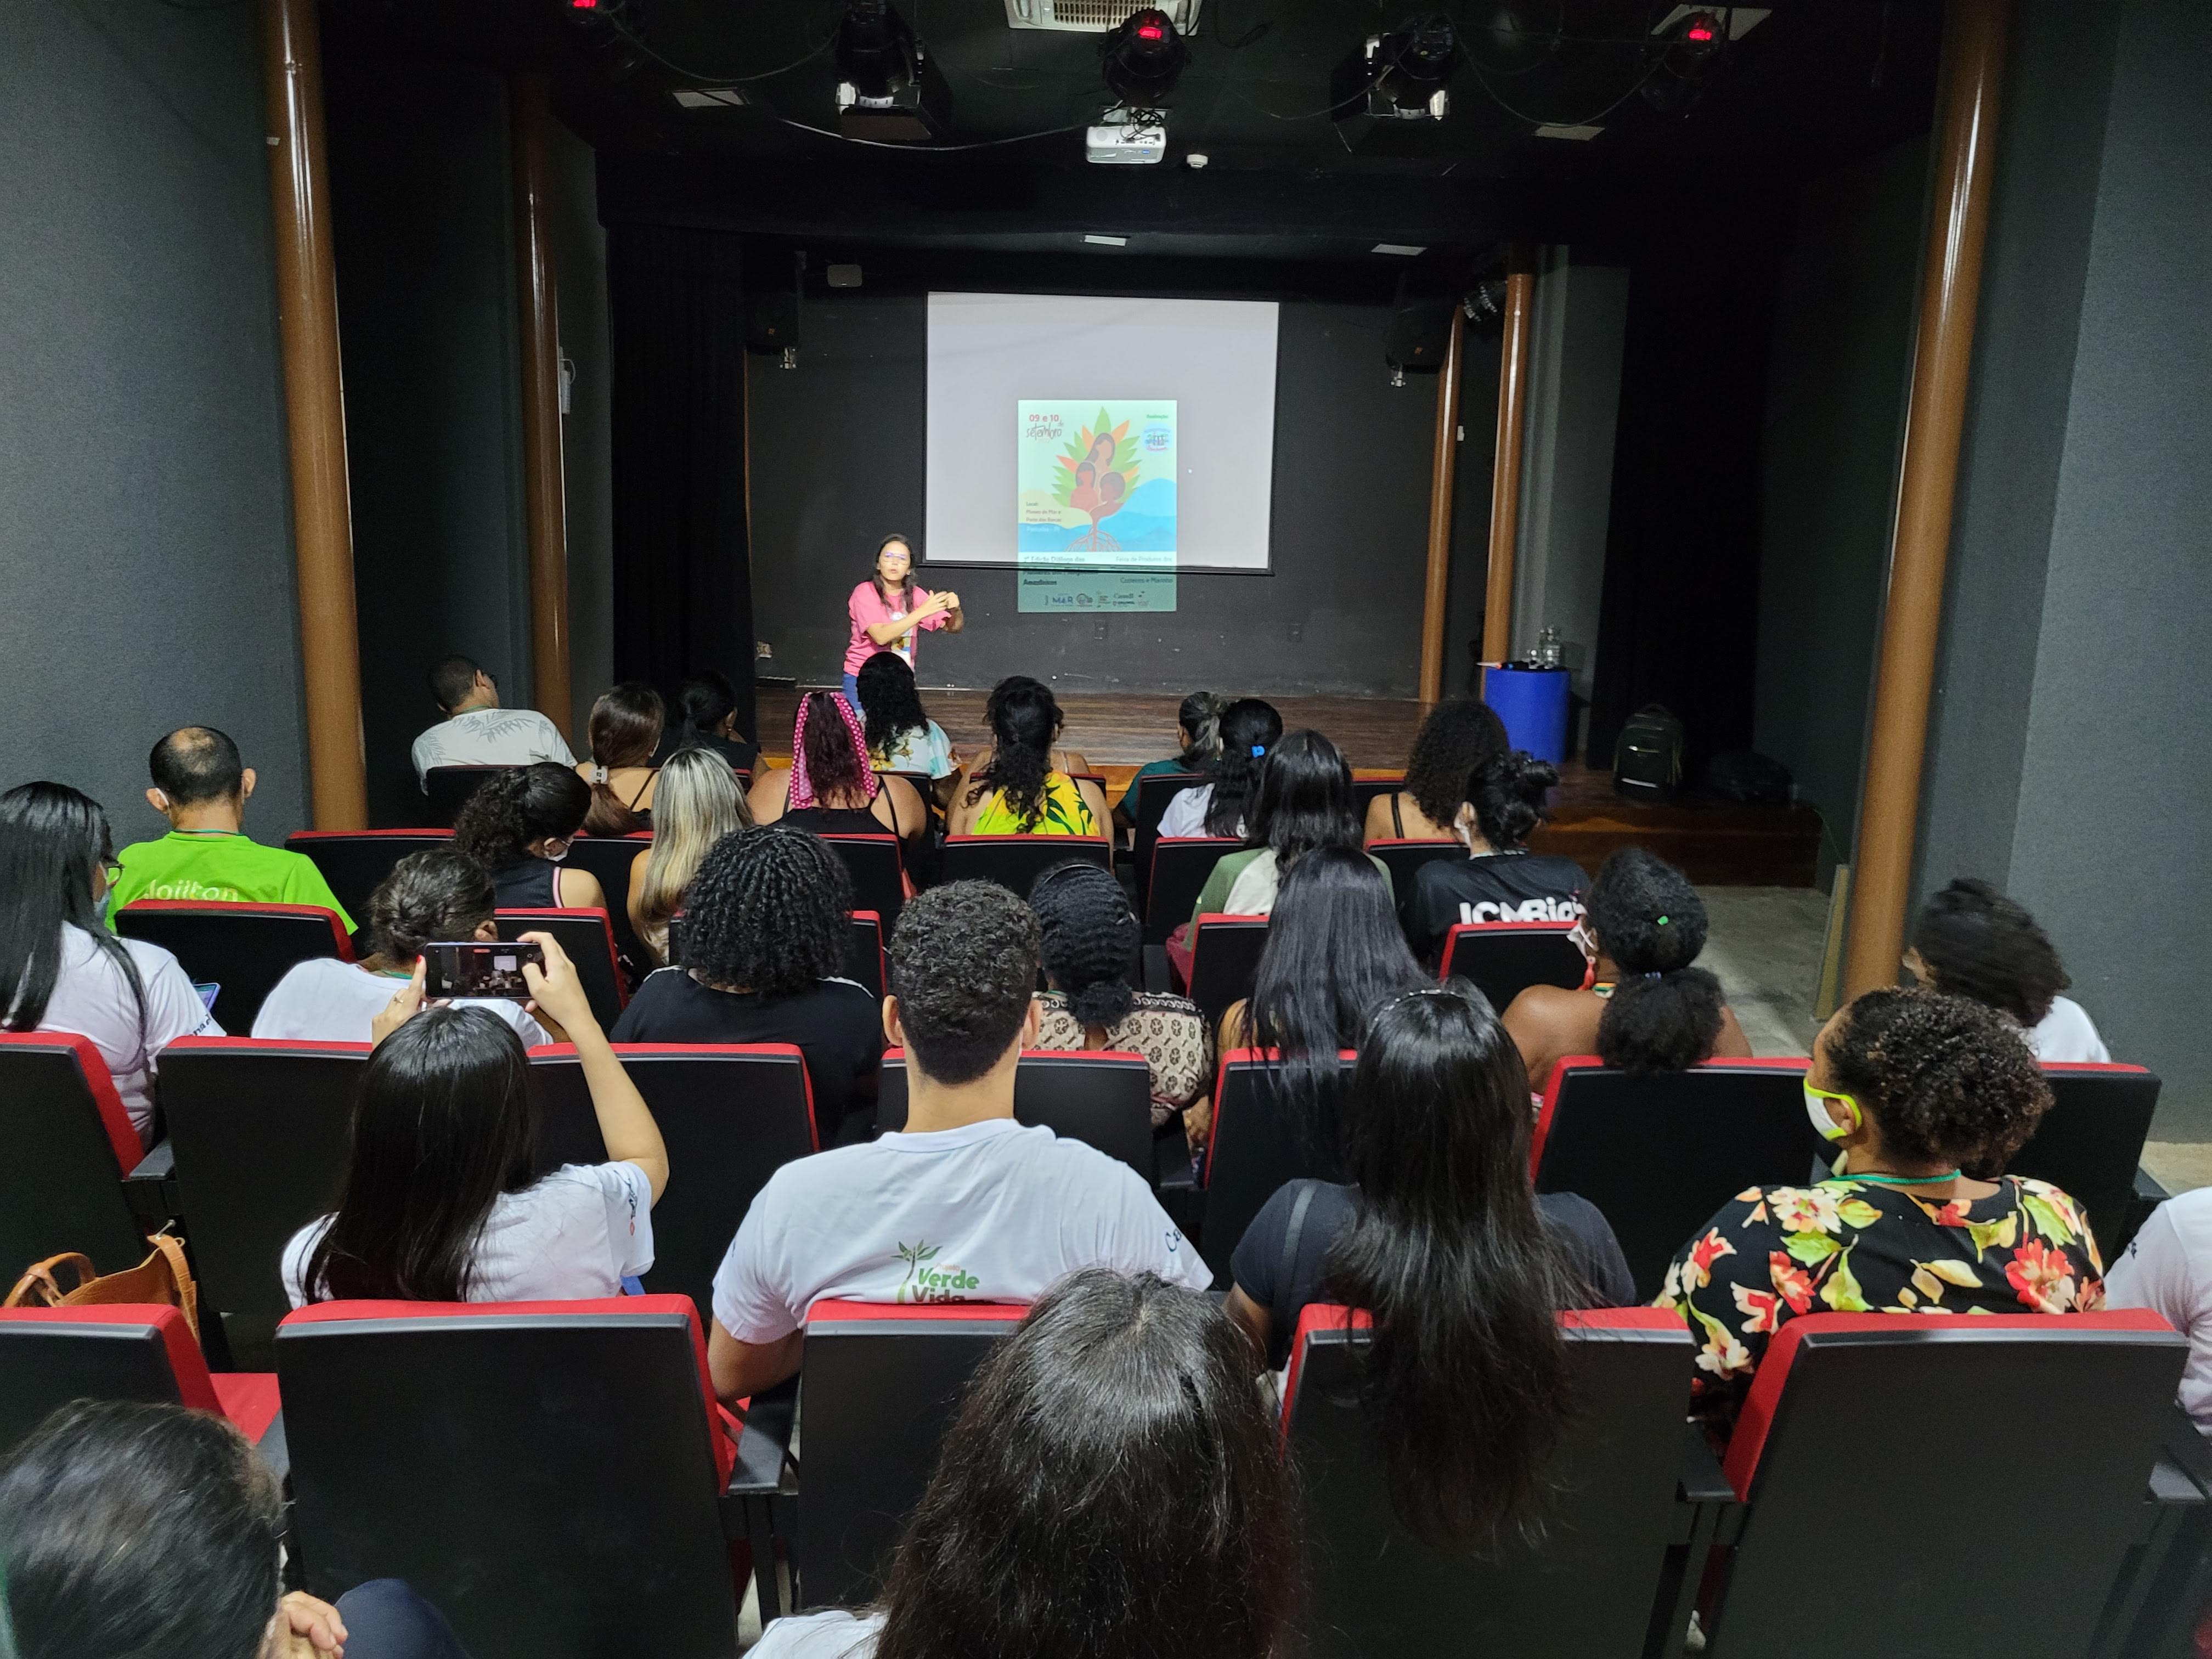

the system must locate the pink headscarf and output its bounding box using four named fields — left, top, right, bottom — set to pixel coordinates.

left=789, top=691, right=881, bottom=811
